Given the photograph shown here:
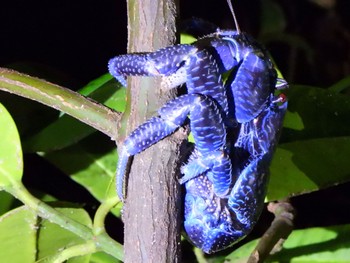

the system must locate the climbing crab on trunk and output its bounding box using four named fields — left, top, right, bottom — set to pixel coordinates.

left=108, top=8, right=288, bottom=254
